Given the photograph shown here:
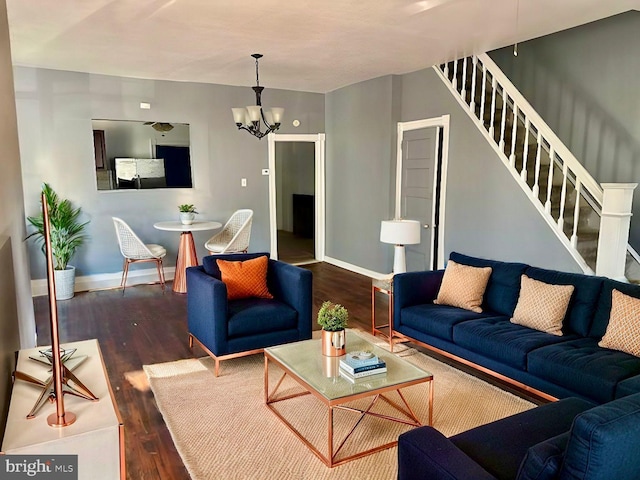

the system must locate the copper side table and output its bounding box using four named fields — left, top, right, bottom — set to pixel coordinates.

left=153, top=220, right=222, bottom=293
left=372, top=276, right=394, bottom=349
